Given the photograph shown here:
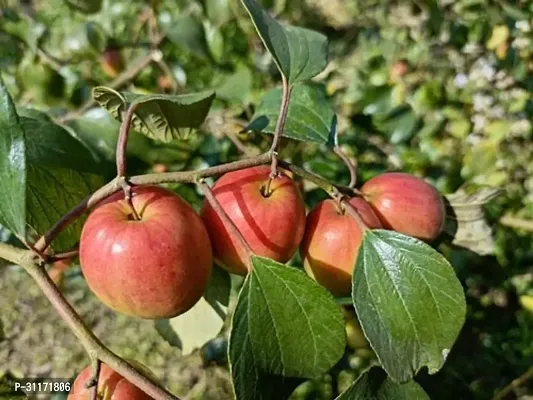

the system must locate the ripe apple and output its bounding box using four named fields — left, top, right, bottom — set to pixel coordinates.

left=79, top=185, right=212, bottom=319
left=201, top=166, right=306, bottom=275
left=68, top=363, right=151, bottom=399
left=361, top=172, right=445, bottom=241
left=300, top=197, right=382, bottom=296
